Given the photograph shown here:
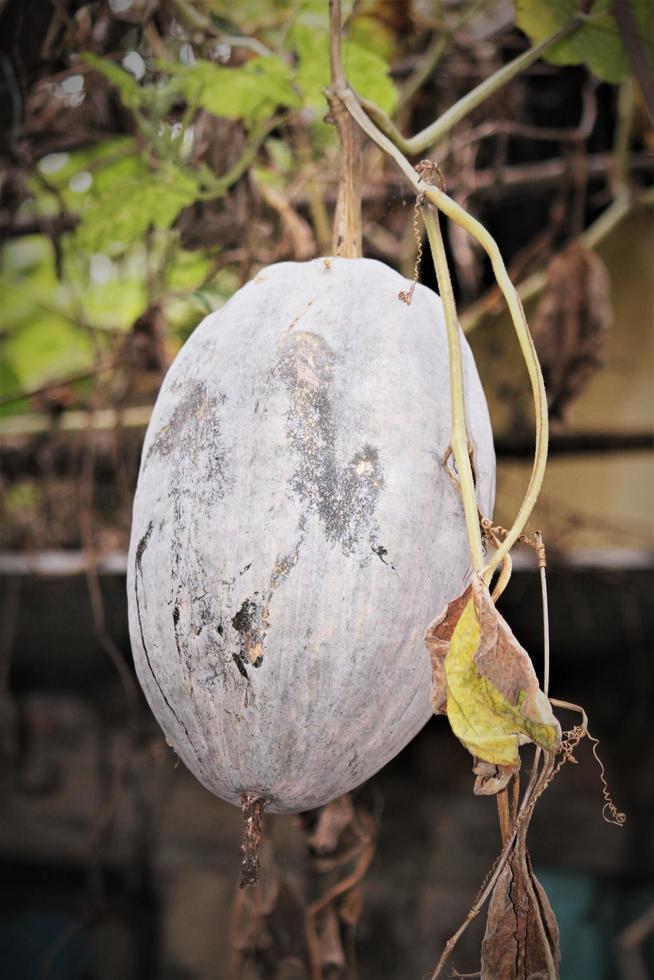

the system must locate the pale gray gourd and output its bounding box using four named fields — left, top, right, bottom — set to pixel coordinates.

left=127, top=257, right=495, bottom=814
